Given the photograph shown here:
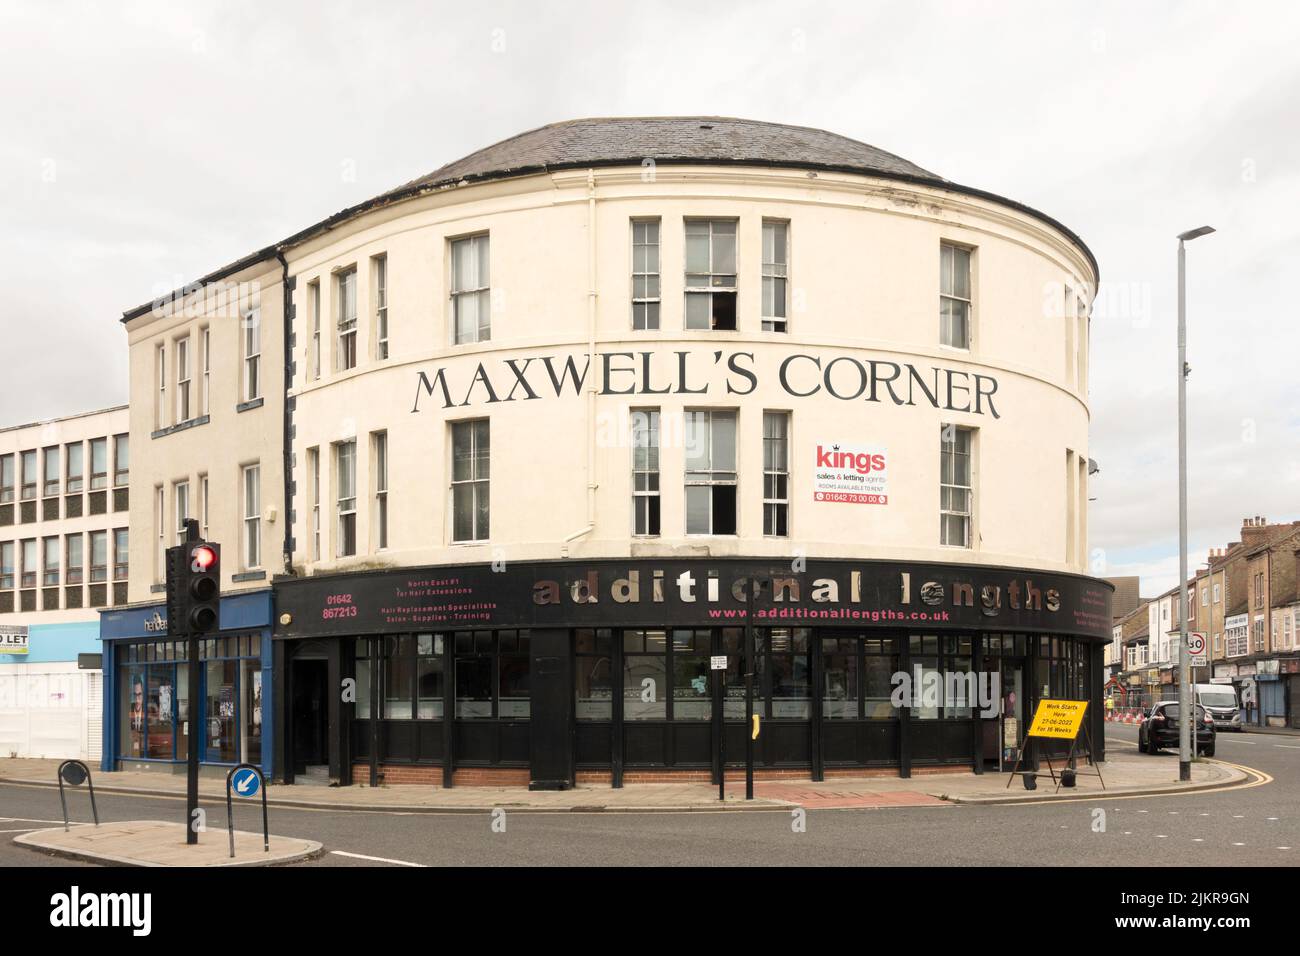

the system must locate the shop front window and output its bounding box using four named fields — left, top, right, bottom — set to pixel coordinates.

left=722, top=628, right=763, bottom=719
left=205, top=659, right=239, bottom=763
left=122, top=668, right=146, bottom=758
left=416, top=633, right=445, bottom=719
left=384, top=635, right=414, bottom=719
left=498, top=630, right=530, bottom=718
left=767, top=628, right=811, bottom=718
left=453, top=630, right=530, bottom=719
left=671, top=629, right=711, bottom=720
left=147, top=670, right=176, bottom=758
left=355, top=640, right=372, bottom=719
left=575, top=629, right=613, bottom=720
left=623, top=629, right=668, bottom=720
left=909, top=634, right=974, bottom=719
left=821, top=637, right=858, bottom=718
